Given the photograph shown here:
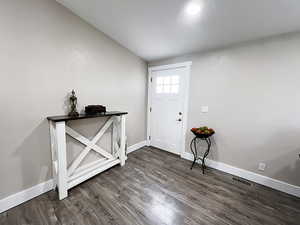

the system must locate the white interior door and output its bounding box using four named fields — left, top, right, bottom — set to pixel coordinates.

left=149, top=64, right=190, bottom=155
